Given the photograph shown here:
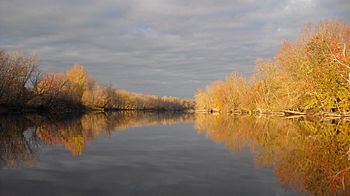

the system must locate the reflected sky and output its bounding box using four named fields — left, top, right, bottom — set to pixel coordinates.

left=0, top=113, right=296, bottom=196
left=1, top=112, right=349, bottom=195
left=1, top=0, right=350, bottom=97
left=0, top=125, right=293, bottom=196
